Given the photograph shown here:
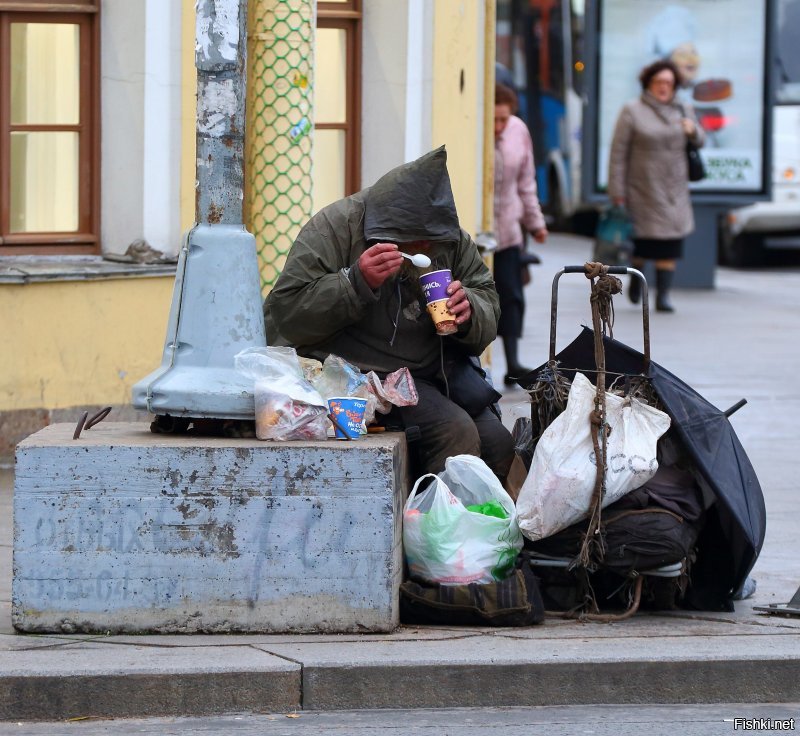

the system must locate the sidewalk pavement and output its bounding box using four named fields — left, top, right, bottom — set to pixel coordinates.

left=2, top=234, right=800, bottom=721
